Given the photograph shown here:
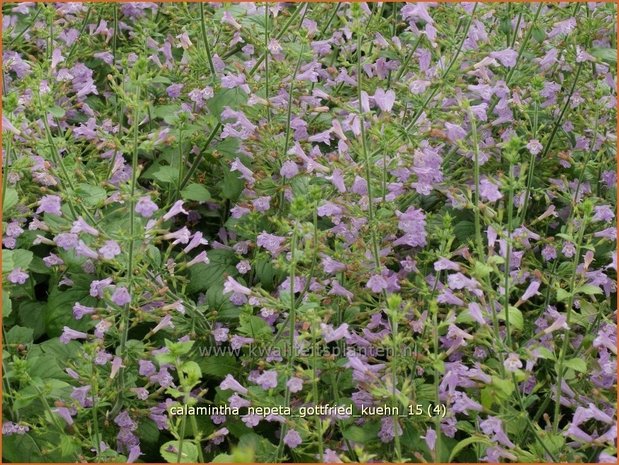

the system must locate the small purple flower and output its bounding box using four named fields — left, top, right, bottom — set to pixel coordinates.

left=60, top=326, right=88, bottom=344
left=284, top=429, right=302, bottom=448
left=280, top=160, right=299, bottom=179
left=162, top=200, right=188, bottom=222
left=135, top=196, right=159, bottom=218
left=593, top=205, right=615, bottom=223
left=520, top=280, right=540, bottom=302
left=255, top=370, right=278, bottom=389
left=223, top=276, right=251, bottom=296
left=286, top=377, right=303, bottom=393
left=71, top=216, right=99, bottom=236
left=37, top=195, right=62, bottom=216
left=55, top=233, right=79, bottom=250
left=220, top=374, right=248, bottom=395
left=2, top=421, right=29, bottom=436
left=526, top=139, right=543, bottom=156
left=111, top=287, right=131, bottom=306
left=166, top=83, right=183, bottom=98
left=366, top=274, right=388, bottom=293
left=321, top=323, right=351, bottom=343
left=98, top=240, right=121, bottom=260
left=7, top=268, right=28, bottom=284
left=256, top=232, right=285, bottom=256
left=73, top=302, right=95, bottom=320
left=503, top=353, right=522, bottom=372
left=490, top=48, right=518, bottom=67
left=373, top=88, right=396, bottom=112
left=479, top=178, right=503, bottom=202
